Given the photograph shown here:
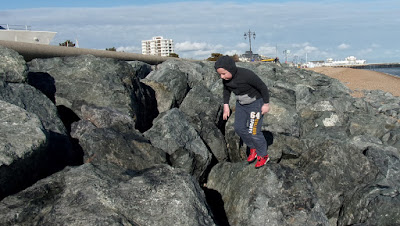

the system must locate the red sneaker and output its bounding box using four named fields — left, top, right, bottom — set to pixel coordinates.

left=255, top=155, right=270, bottom=168
left=247, top=149, right=257, bottom=163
